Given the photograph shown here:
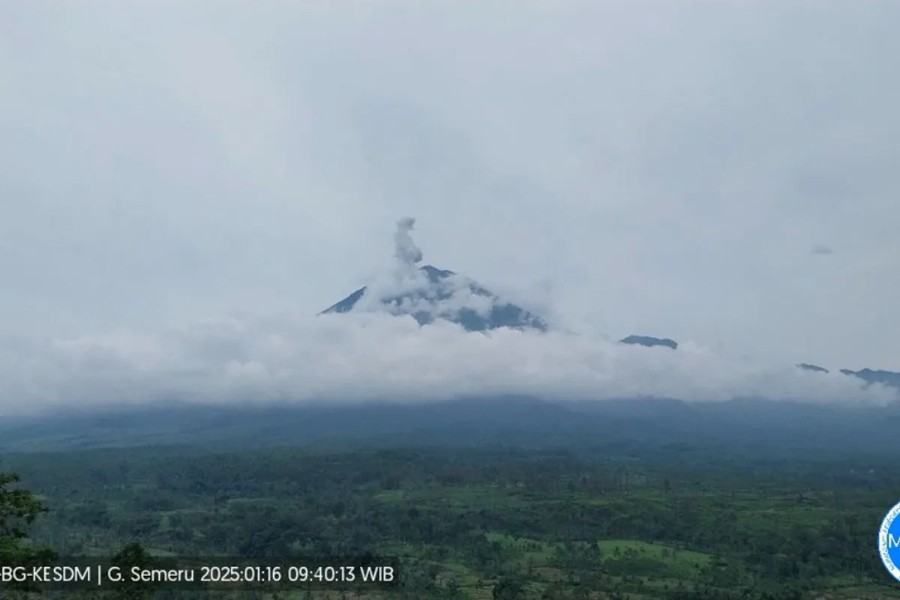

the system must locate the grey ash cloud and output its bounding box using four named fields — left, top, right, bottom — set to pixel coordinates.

left=393, top=218, right=424, bottom=266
